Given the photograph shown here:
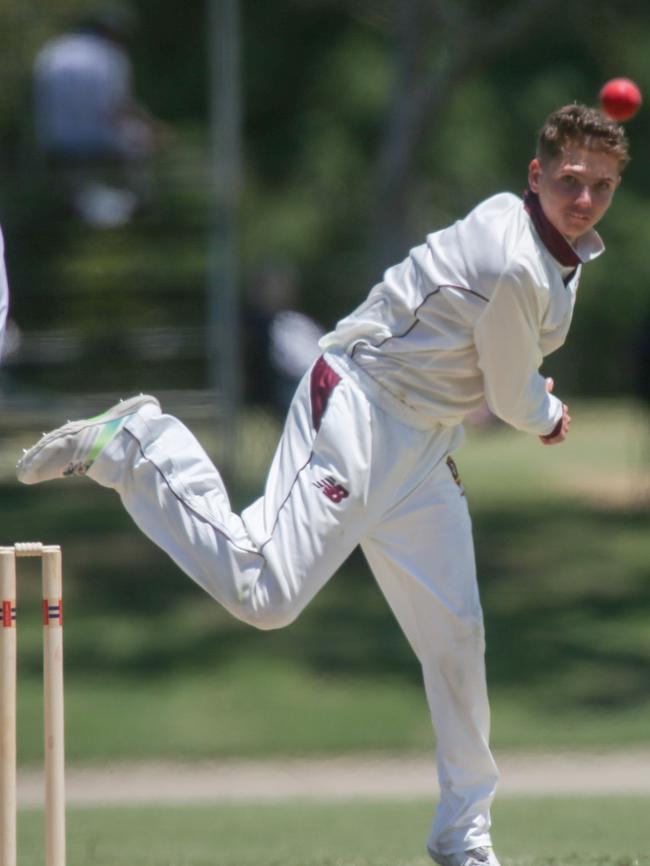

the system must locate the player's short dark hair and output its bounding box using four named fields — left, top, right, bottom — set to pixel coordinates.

left=537, top=103, right=630, bottom=170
